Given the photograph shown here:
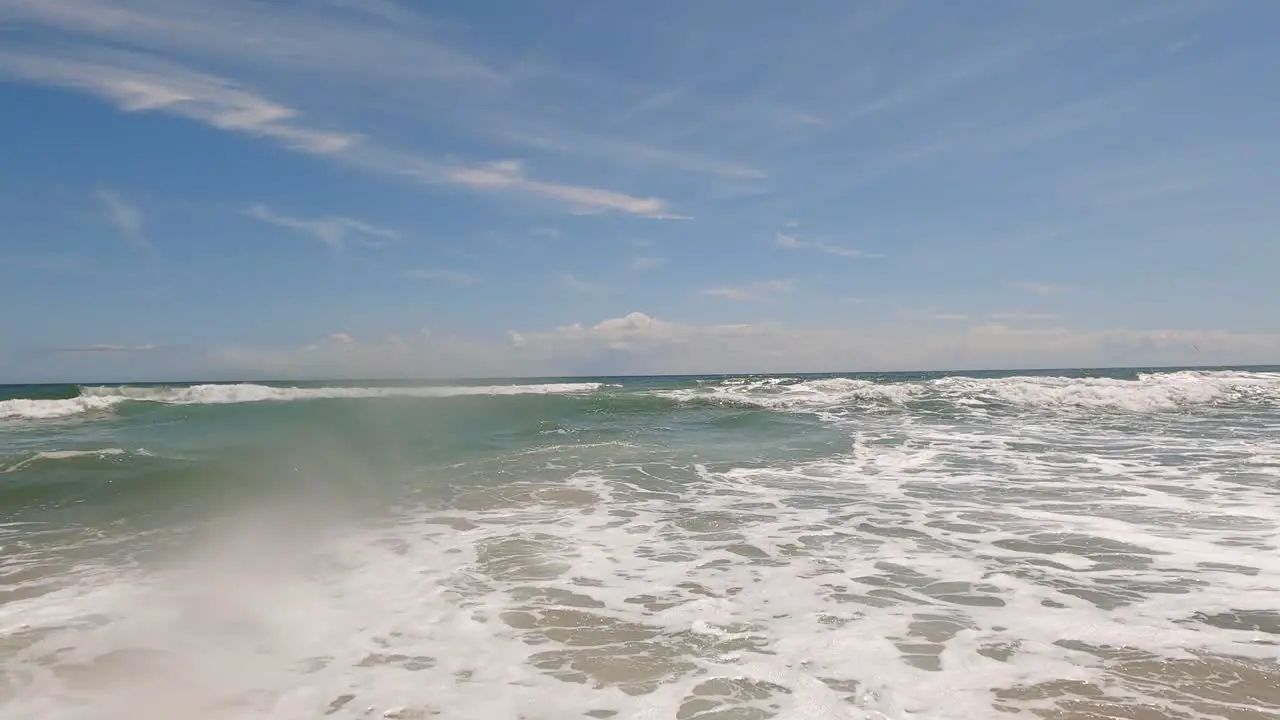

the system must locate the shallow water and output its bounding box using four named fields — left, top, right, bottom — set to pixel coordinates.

left=1, top=368, right=1278, bottom=718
